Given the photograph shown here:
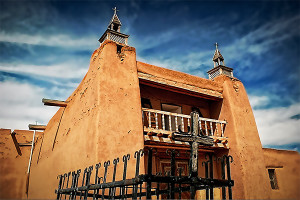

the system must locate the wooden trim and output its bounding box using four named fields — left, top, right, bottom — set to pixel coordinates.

left=138, top=73, right=223, bottom=100
left=28, top=124, right=46, bottom=130
left=42, top=98, right=67, bottom=107
left=144, top=135, right=229, bottom=149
